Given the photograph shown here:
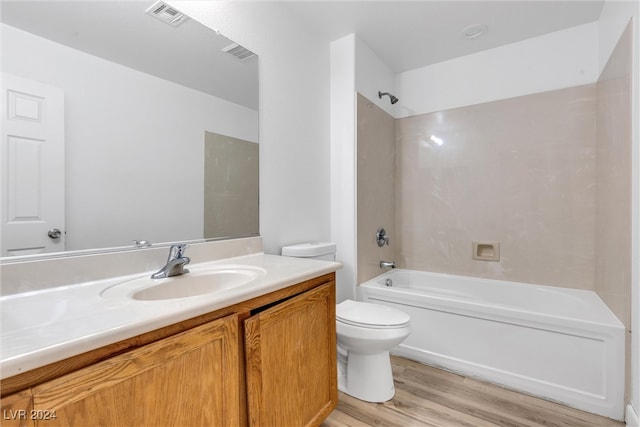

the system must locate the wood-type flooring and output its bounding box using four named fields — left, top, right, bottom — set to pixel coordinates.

left=322, top=356, right=624, bottom=427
